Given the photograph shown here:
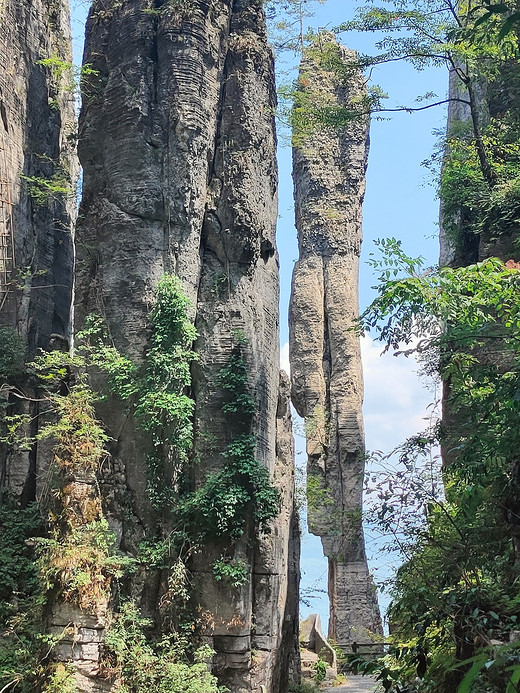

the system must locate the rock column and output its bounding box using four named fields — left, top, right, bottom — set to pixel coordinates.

left=76, top=0, right=299, bottom=690
left=0, top=0, right=76, bottom=497
left=289, top=35, right=382, bottom=645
